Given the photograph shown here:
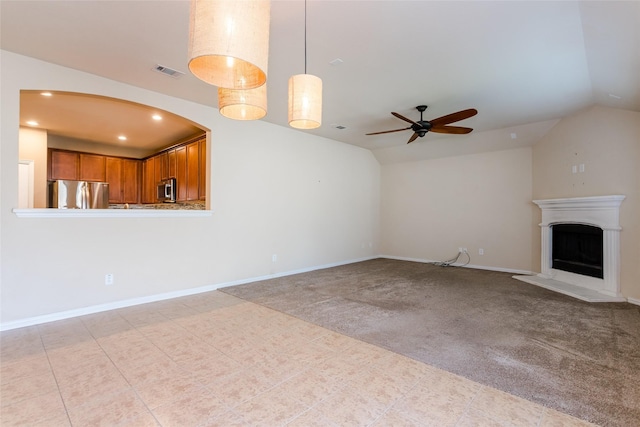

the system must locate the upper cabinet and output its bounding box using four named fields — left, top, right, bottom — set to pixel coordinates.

left=47, top=133, right=205, bottom=206
left=79, top=153, right=106, bottom=182
left=49, top=150, right=108, bottom=182
left=49, top=148, right=140, bottom=204
left=144, top=134, right=206, bottom=203
left=49, top=150, right=78, bottom=180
